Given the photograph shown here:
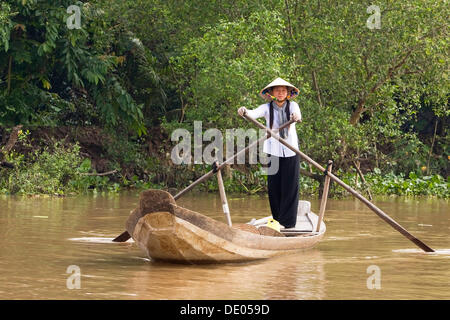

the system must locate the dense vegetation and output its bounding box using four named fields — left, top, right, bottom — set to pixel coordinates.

left=0, top=0, right=448, bottom=197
